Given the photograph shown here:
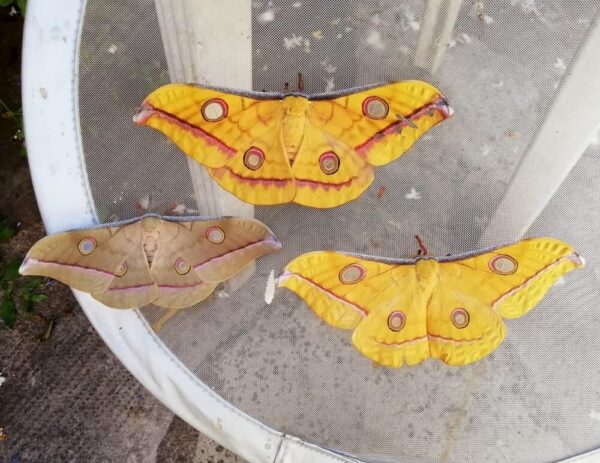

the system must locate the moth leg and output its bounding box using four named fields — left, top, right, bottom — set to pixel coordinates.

left=152, top=308, right=179, bottom=332
left=415, top=235, right=429, bottom=256
left=297, top=72, right=304, bottom=92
